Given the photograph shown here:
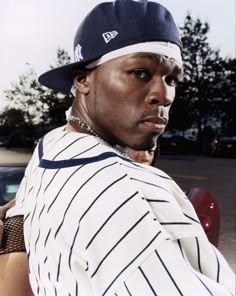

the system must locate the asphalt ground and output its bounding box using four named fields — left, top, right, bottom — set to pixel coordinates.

left=0, top=148, right=235, bottom=273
